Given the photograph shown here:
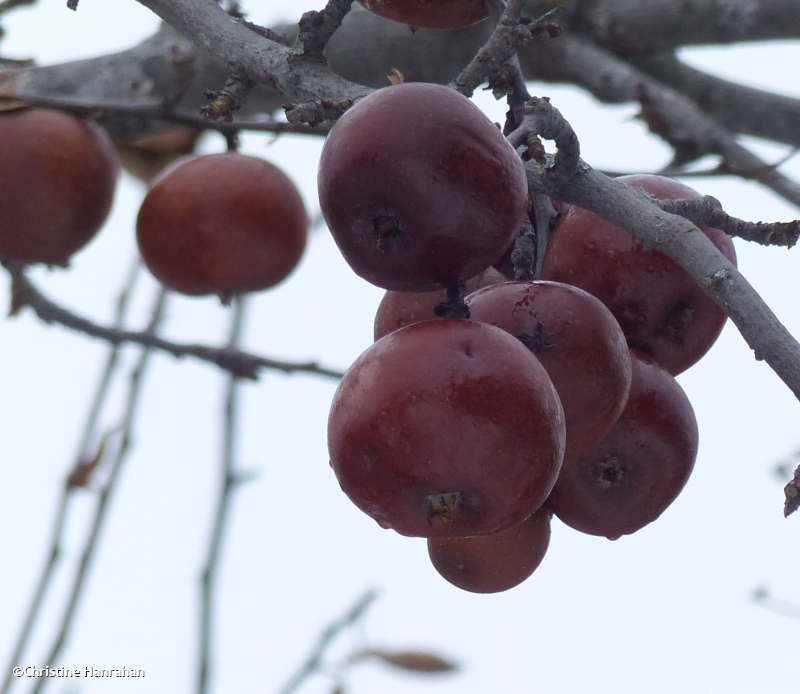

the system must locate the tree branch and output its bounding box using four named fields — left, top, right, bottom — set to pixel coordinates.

left=560, top=0, right=800, bottom=54
left=5, top=264, right=345, bottom=381
left=277, top=589, right=379, bottom=694
left=0, top=260, right=141, bottom=694
left=133, top=0, right=368, bottom=124
left=453, top=0, right=532, bottom=97
left=637, top=52, right=800, bottom=150
left=293, top=0, right=355, bottom=62
left=197, top=297, right=249, bottom=694
left=518, top=35, right=800, bottom=208
left=520, top=99, right=800, bottom=405
left=657, top=196, right=800, bottom=248
left=30, top=288, right=168, bottom=694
